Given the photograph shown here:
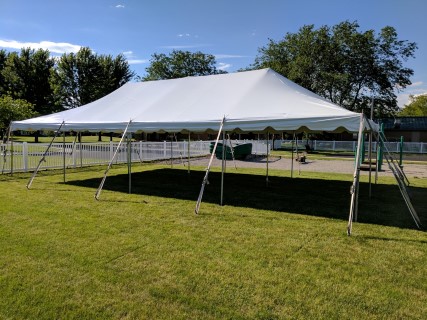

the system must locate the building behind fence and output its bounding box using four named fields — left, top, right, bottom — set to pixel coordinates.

left=1, top=139, right=425, bottom=174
